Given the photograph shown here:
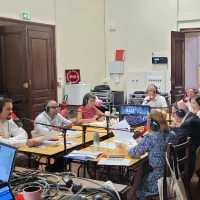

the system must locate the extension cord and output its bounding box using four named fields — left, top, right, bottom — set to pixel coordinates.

left=103, top=181, right=121, bottom=200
